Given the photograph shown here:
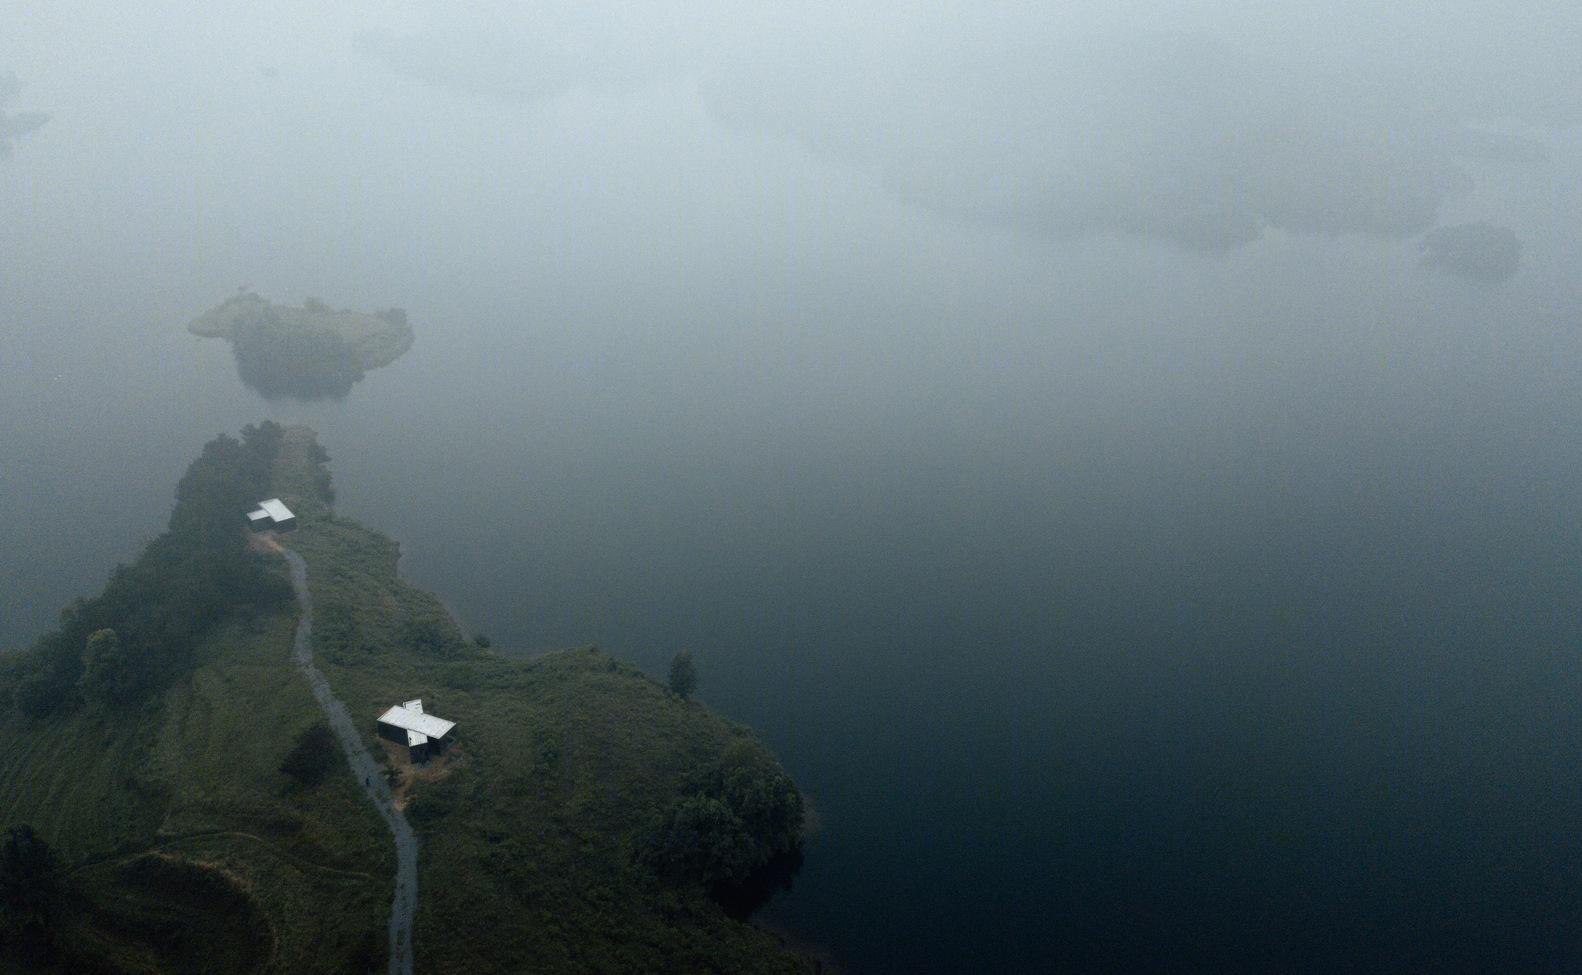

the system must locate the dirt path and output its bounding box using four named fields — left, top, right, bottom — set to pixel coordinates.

left=282, top=548, right=418, bottom=975
left=66, top=829, right=378, bottom=883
